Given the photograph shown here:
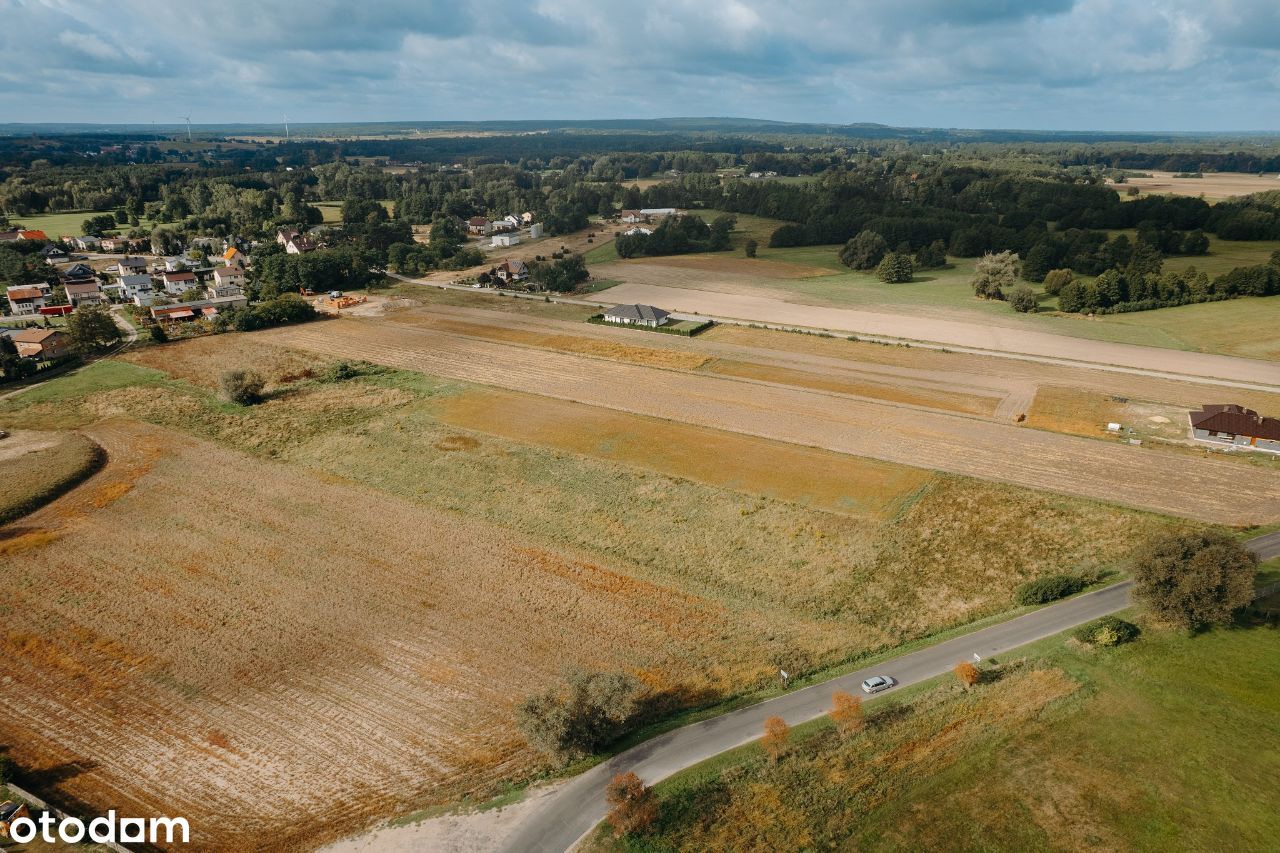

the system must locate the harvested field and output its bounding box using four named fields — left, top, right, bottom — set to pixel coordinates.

left=0, top=420, right=789, bottom=850
left=614, top=254, right=835, bottom=279
left=262, top=319, right=1280, bottom=524
left=432, top=387, right=932, bottom=519
left=1026, top=386, right=1128, bottom=438
left=0, top=429, right=104, bottom=525
left=121, top=335, right=333, bottom=390
left=1110, top=170, right=1280, bottom=200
